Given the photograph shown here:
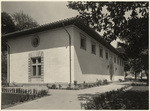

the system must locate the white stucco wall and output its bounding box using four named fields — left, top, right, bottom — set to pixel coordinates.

left=8, top=26, right=74, bottom=84
left=73, top=26, right=124, bottom=83
left=7, top=24, right=124, bottom=84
